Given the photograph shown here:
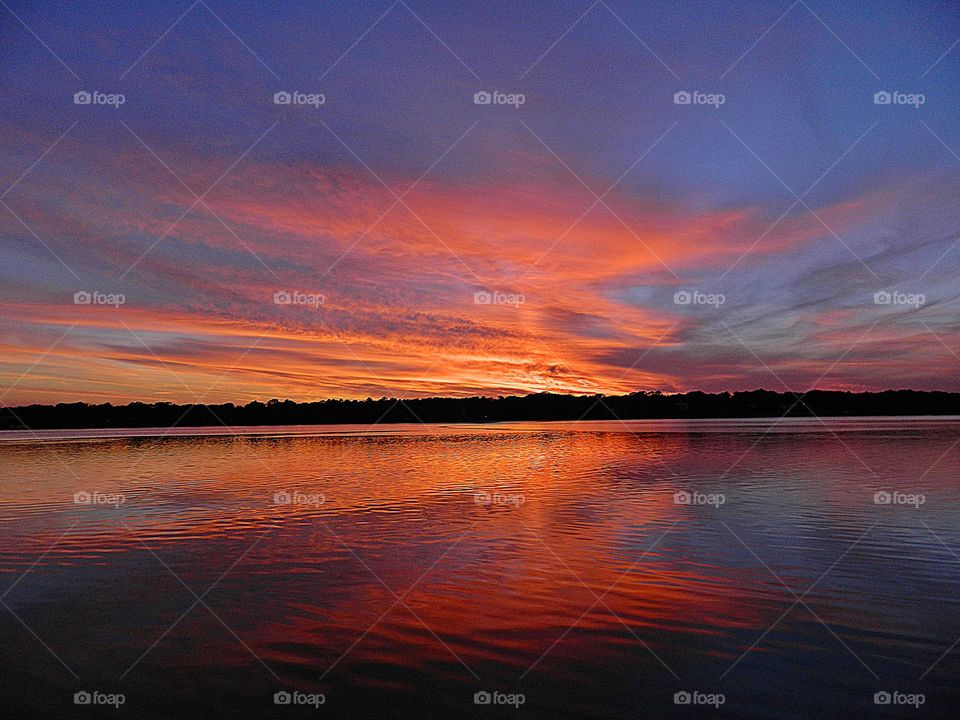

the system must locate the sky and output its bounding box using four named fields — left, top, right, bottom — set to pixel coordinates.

left=1, top=0, right=959, bottom=404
